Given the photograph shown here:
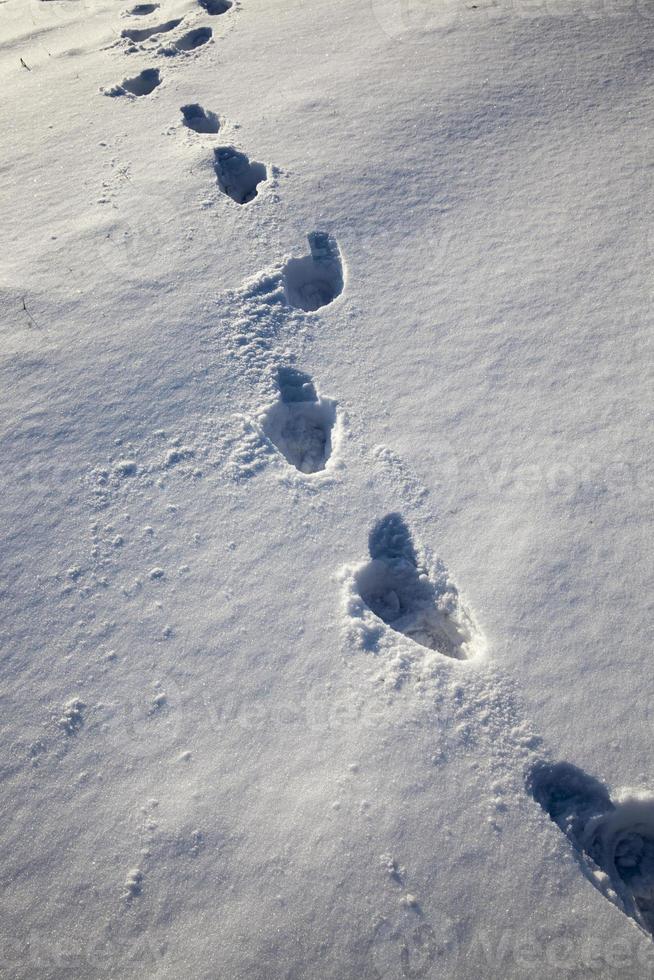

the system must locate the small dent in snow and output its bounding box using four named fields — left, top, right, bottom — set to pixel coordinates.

left=127, top=3, right=160, bottom=13
left=124, top=867, right=143, bottom=899
left=164, top=445, right=195, bottom=467
left=381, top=853, right=404, bottom=881
left=59, top=698, right=86, bottom=735
left=114, top=458, right=137, bottom=477
left=181, top=103, right=220, bottom=133
left=105, top=68, right=161, bottom=97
